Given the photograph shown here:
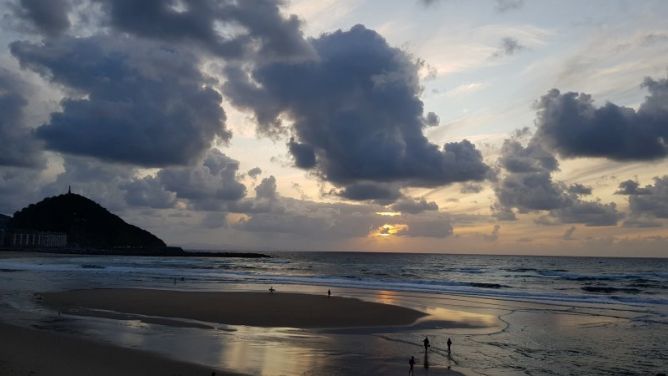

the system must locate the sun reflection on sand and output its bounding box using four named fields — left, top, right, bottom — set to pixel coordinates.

left=217, top=327, right=319, bottom=376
